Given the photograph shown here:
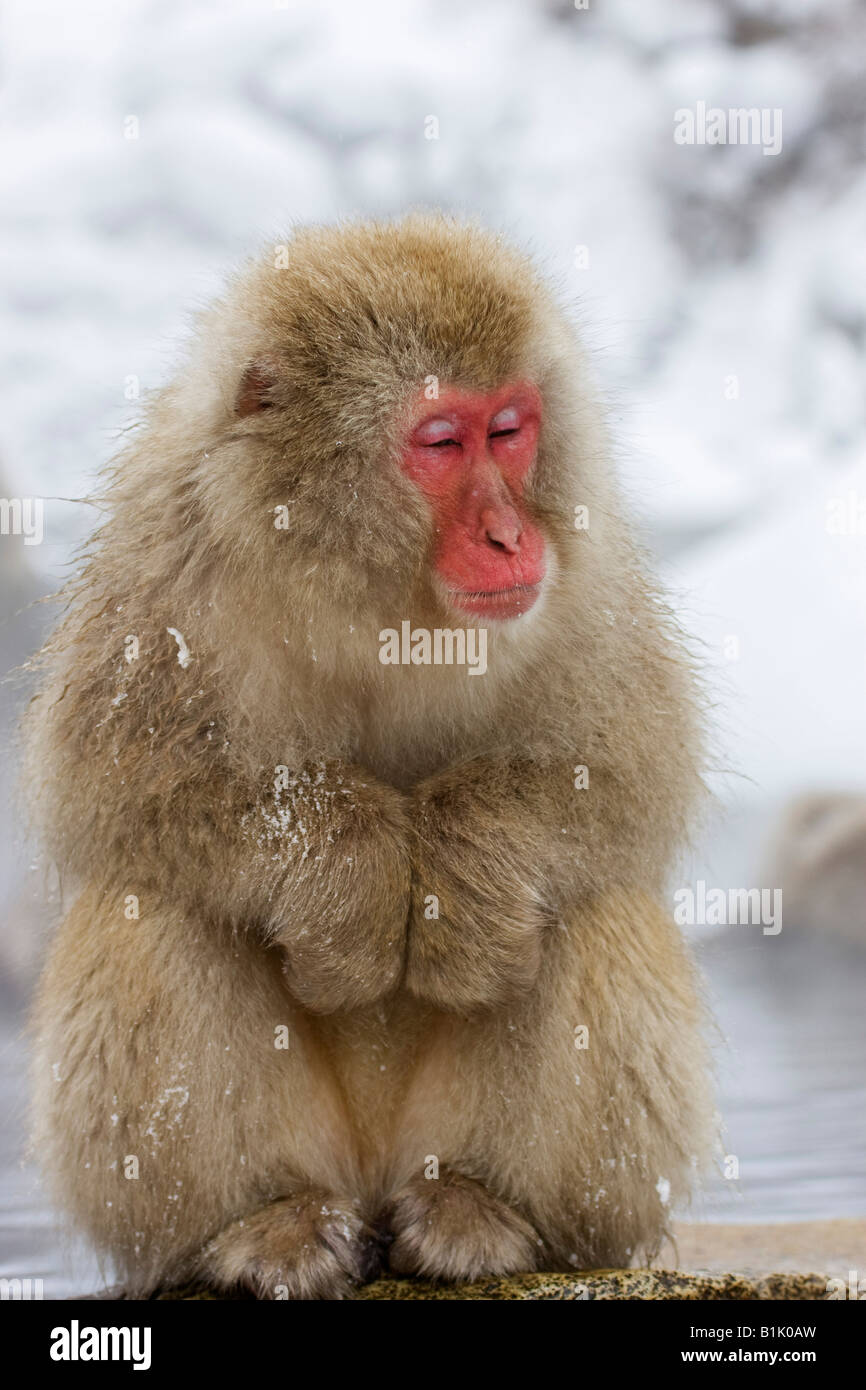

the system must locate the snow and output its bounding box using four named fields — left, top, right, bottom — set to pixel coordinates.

left=166, top=626, right=192, bottom=669
left=674, top=453, right=866, bottom=806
